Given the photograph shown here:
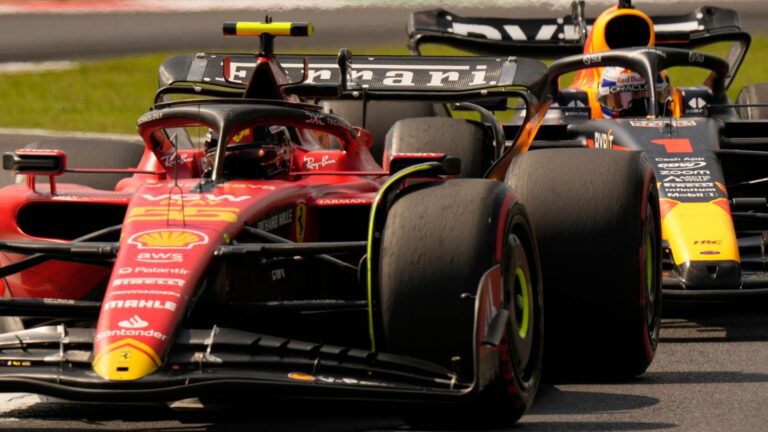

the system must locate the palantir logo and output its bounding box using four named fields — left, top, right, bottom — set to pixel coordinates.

left=118, top=315, right=149, bottom=329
